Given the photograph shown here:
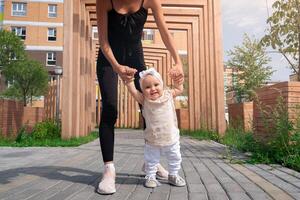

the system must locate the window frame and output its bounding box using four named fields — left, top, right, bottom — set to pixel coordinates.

left=142, top=29, right=154, bottom=41
left=11, top=26, right=26, bottom=40
left=47, top=27, right=57, bottom=41
left=92, top=27, right=98, bottom=40
left=46, top=52, right=57, bottom=66
left=48, top=4, right=57, bottom=18
left=12, top=2, right=27, bottom=17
